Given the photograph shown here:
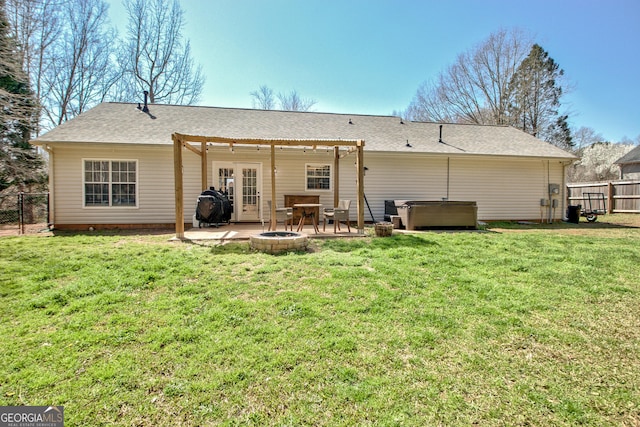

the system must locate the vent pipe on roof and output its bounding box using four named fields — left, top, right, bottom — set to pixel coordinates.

left=439, top=124, right=443, bottom=143
left=142, top=91, right=149, bottom=113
